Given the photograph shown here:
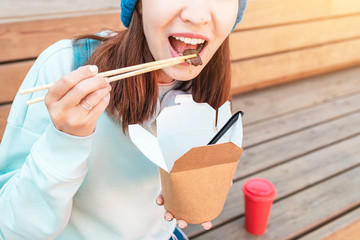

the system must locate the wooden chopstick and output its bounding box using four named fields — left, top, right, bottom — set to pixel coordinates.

left=24, top=54, right=196, bottom=105
left=20, top=54, right=196, bottom=95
